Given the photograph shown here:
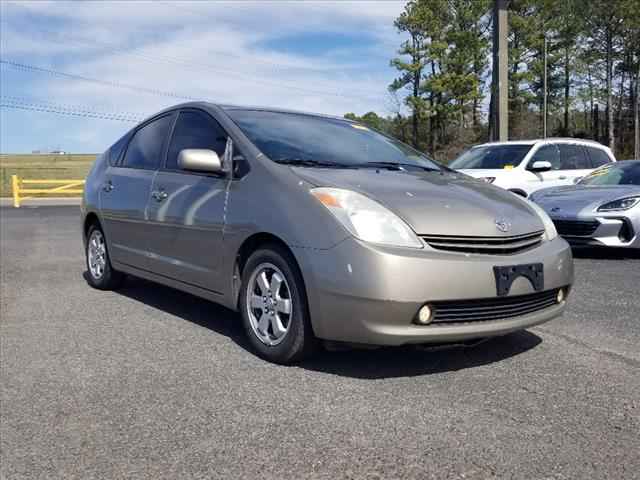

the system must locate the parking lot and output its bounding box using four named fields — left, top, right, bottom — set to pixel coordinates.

left=1, top=205, right=639, bottom=479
